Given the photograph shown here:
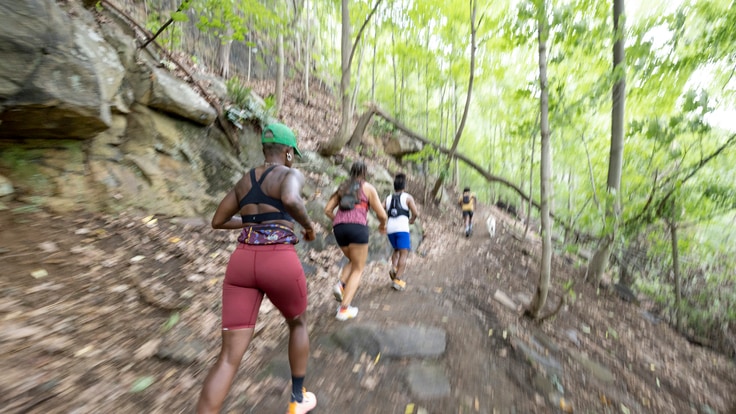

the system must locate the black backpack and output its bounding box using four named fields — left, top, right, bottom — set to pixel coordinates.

left=339, top=180, right=361, bottom=211
left=388, top=194, right=410, bottom=218
left=462, top=194, right=470, bottom=204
